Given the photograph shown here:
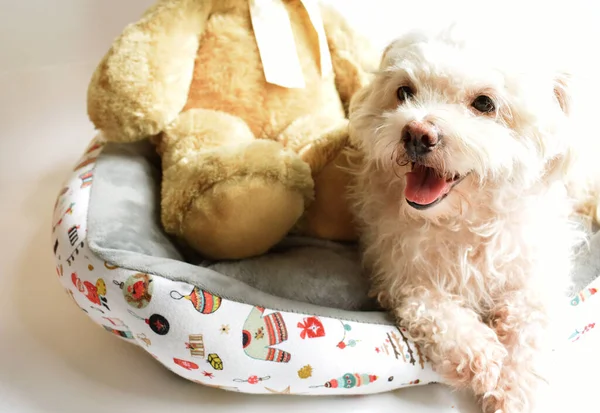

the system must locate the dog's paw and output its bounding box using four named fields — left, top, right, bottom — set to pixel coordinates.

left=480, top=362, right=541, bottom=413
left=437, top=337, right=507, bottom=394
left=469, top=342, right=507, bottom=395
left=481, top=391, right=520, bottom=413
